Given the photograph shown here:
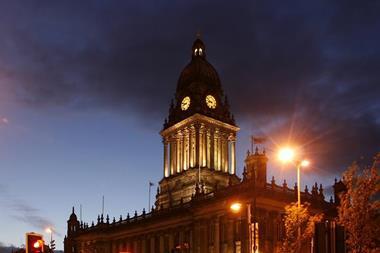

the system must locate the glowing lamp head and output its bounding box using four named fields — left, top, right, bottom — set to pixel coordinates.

left=33, top=241, right=41, bottom=248
left=301, top=160, right=310, bottom=167
left=45, top=228, right=52, bottom=234
left=278, top=147, right=295, bottom=163
left=230, top=202, right=242, bottom=213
